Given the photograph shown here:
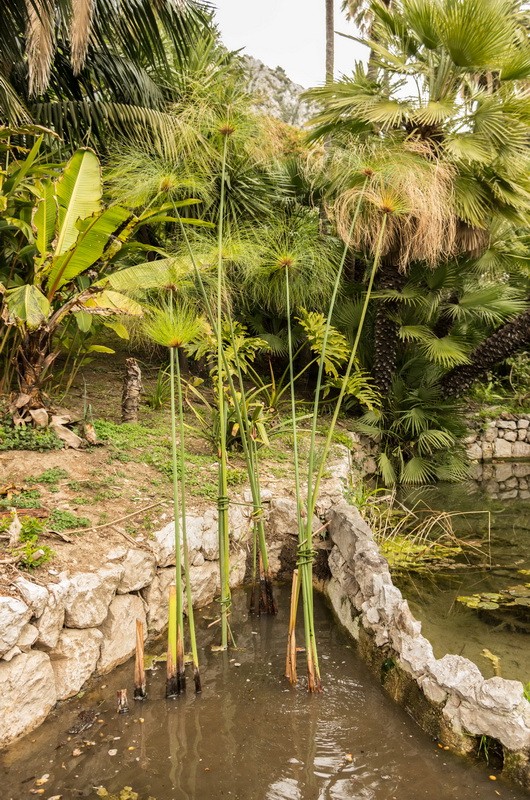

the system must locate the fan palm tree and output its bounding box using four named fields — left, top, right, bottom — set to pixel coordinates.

left=308, top=0, right=530, bottom=397
left=1, top=0, right=208, bottom=150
